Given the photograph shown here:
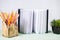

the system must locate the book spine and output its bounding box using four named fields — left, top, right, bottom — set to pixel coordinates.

left=46, top=9, right=49, bottom=33
left=18, top=9, right=20, bottom=33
